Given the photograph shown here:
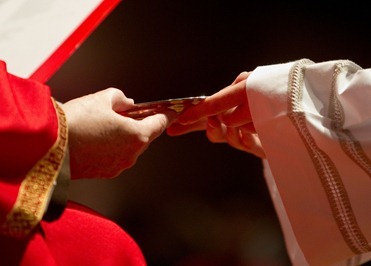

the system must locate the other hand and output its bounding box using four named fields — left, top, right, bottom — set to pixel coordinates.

left=62, top=88, right=177, bottom=179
